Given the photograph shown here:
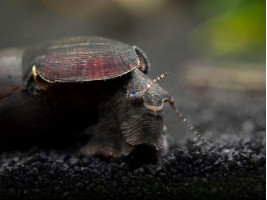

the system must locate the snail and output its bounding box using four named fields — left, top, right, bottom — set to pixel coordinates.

left=0, top=36, right=210, bottom=158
